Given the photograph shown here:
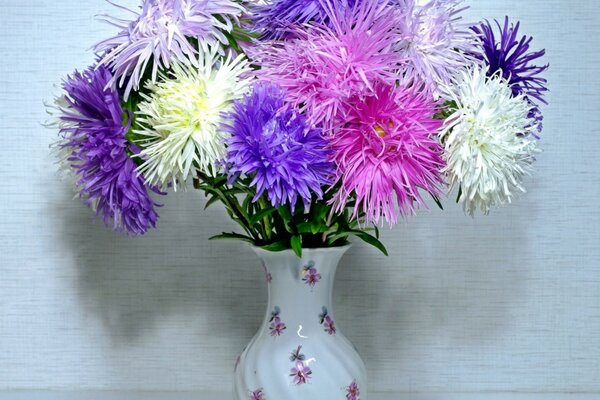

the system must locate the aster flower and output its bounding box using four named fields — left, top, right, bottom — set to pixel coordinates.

left=396, top=0, right=478, bottom=96
left=250, top=0, right=404, bottom=132
left=224, top=83, right=333, bottom=209
left=441, top=67, right=539, bottom=215
left=252, top=0, right=360, bottom=39
left=135, top=49, right=252, bottom=190
left=472, top=17, right=549, bottom=134
left=95, top=0, right=244, bottom=99
left=472, top=17, right=548, bottom=105
left=52, top=66, right=159, bottom=235
left=332, top=83, right=445, bottom=226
